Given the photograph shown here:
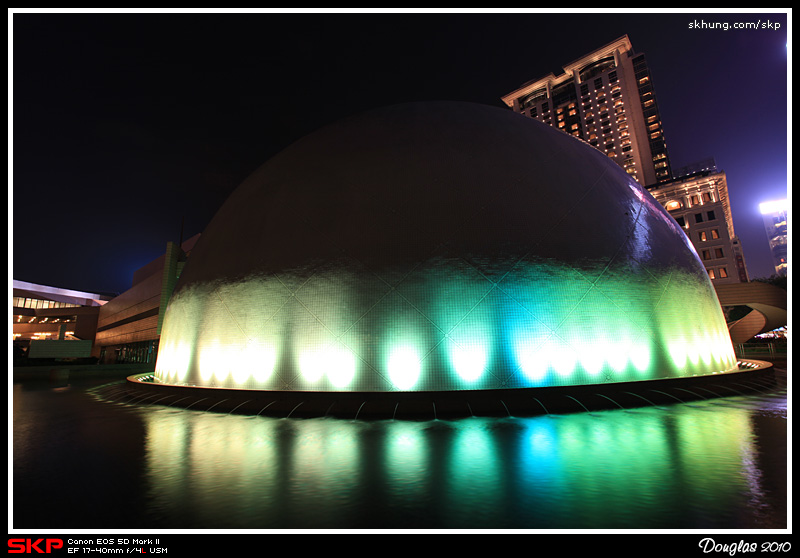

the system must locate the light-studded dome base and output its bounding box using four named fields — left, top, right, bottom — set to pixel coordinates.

left=132, top=361, right=774, bottom=420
